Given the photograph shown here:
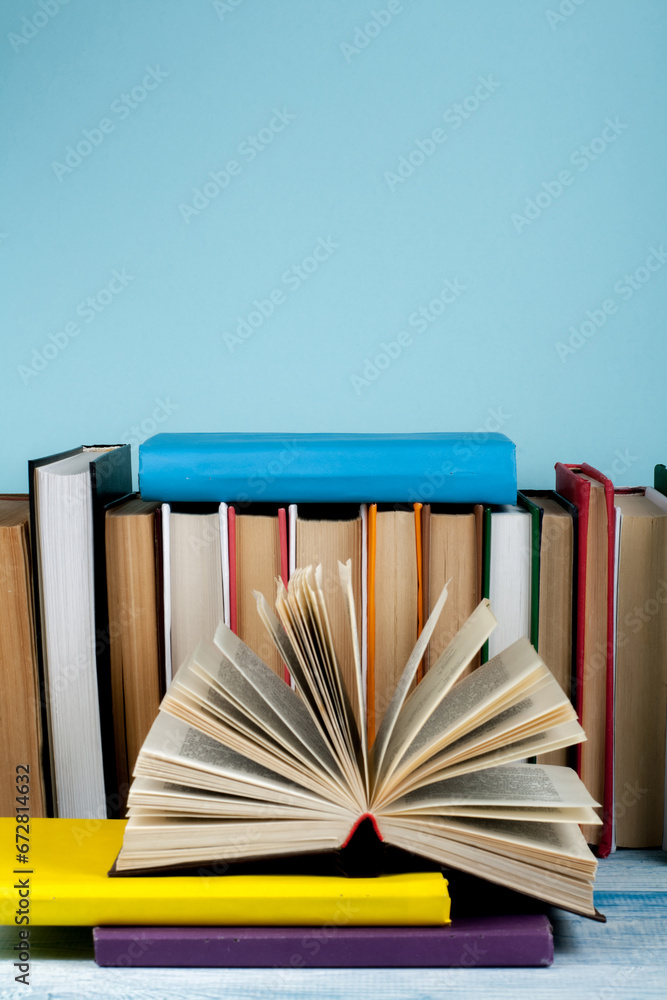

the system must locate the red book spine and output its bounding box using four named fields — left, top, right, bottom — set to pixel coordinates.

left=554, top=462, right=614, bottom=858
left=555, top=464, right=590, bottom=778
left=228, top=506, right=237, bottom=634
left=342, top=812, right=383, bottom=847
left=278, top=507, right=290, bottom=684
left=579, top=464, right=615, bottom=859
